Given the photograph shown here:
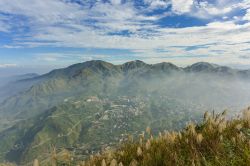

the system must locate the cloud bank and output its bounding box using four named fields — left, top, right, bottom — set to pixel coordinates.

left=0, top=0, right=250, bottom=66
